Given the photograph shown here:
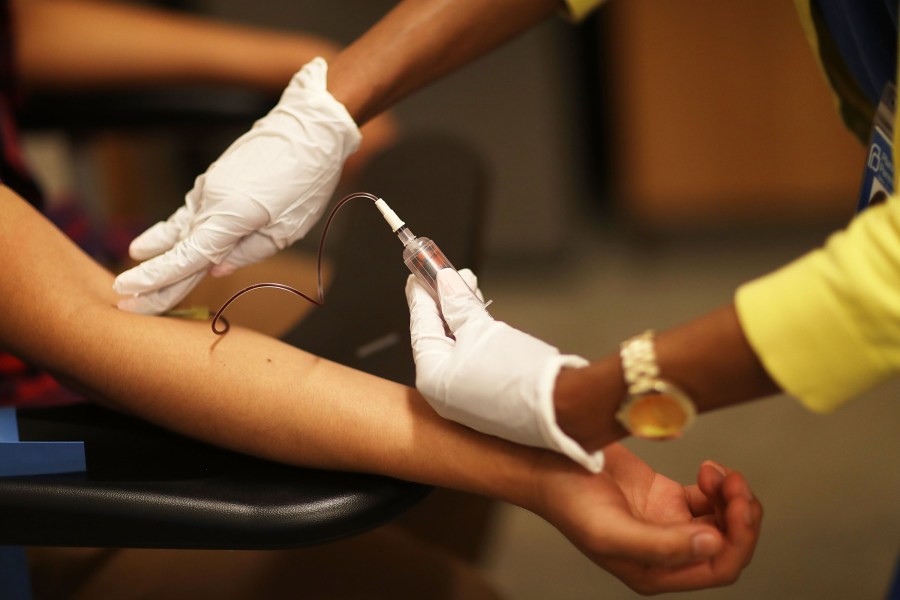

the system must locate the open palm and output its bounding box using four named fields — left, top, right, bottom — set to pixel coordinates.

left=534, top=443, right=762, bottom=594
